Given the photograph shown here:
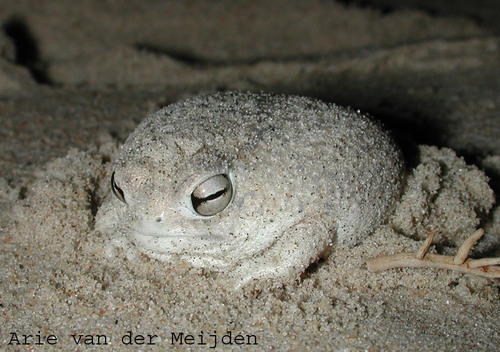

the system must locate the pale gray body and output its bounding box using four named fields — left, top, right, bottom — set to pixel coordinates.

left=97, top=92, right=404, bottom=288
